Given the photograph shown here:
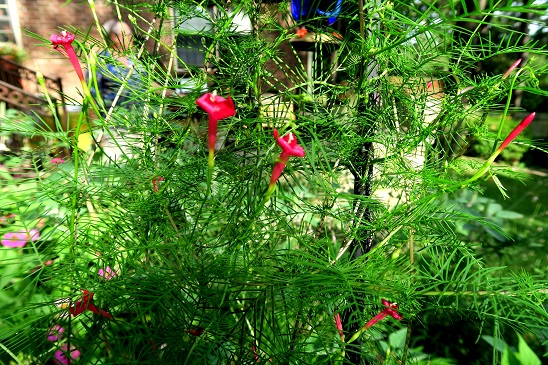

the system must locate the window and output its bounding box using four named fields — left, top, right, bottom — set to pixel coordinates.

left=0, top=0, right=21, bottom=45
left=176, top=34, right=213, bottom=68
left=174, top=5, right=214, bottom=71
left=174, top=5, right=251, bottom=72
